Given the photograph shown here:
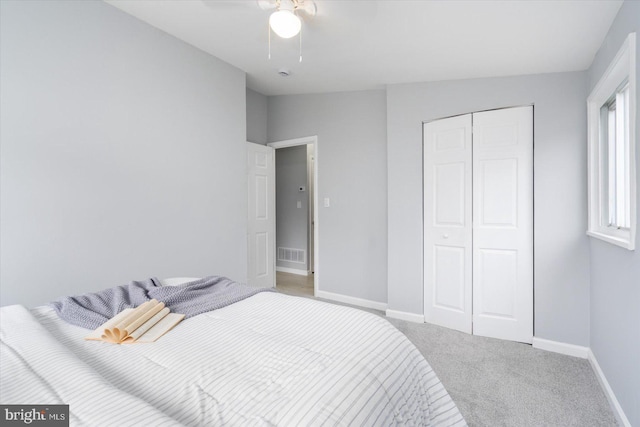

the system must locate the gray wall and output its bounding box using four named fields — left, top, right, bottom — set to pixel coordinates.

left=0, top=0, right=248, bottom=307
left=268, top=91, right=388, bottom=303
left=387, top=72, right=591, bottom=346
left=276, top=146, right=309, bottom=272
left=587, top=1, right=640, bottom=424
left=247, top=88, right=268, bottom=145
